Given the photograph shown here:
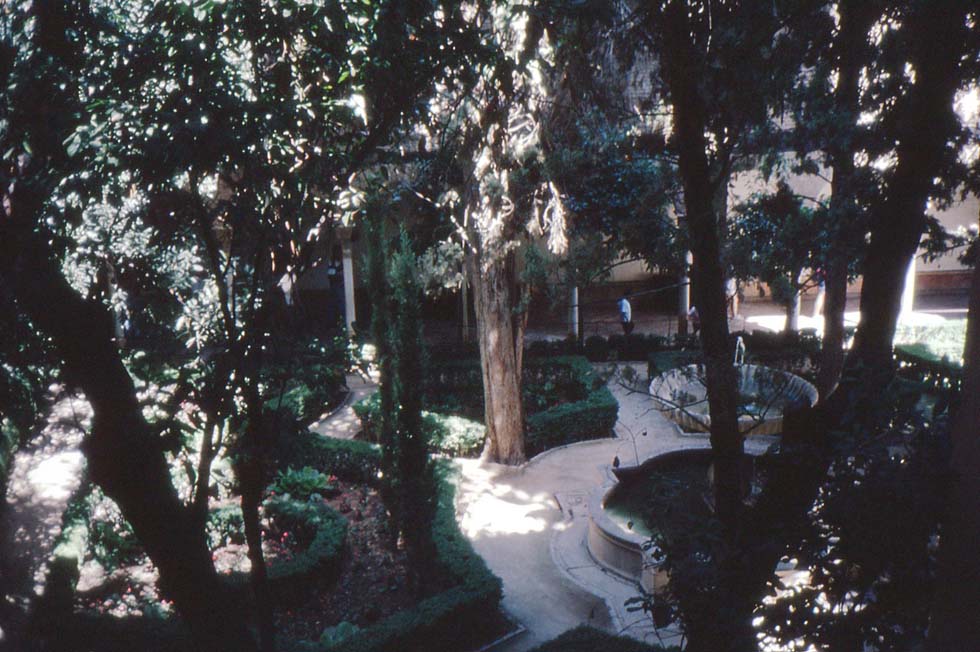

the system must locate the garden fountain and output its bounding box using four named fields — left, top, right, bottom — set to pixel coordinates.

left=586, top=354, right=816, bottom=590
left=648, top=359, right=818, bottom=436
